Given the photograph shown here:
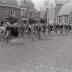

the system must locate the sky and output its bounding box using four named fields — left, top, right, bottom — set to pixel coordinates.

left=32, top=0, right=44, bottom=10
left=16, top=0, right=44, bottom=10
left=17, top=0, right=72, bottom=11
